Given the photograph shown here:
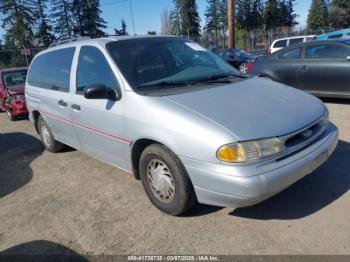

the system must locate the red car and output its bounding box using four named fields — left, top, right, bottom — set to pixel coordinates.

left=0, top=67, right=28, bottom=120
